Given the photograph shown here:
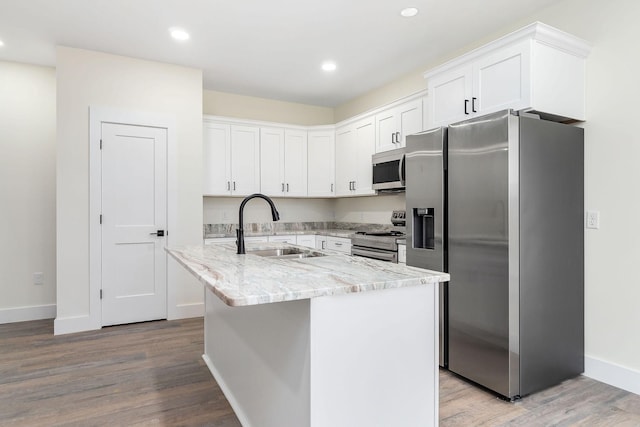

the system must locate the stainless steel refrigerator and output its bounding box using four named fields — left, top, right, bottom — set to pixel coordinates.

left=406, top=109, right=584, bottom=399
